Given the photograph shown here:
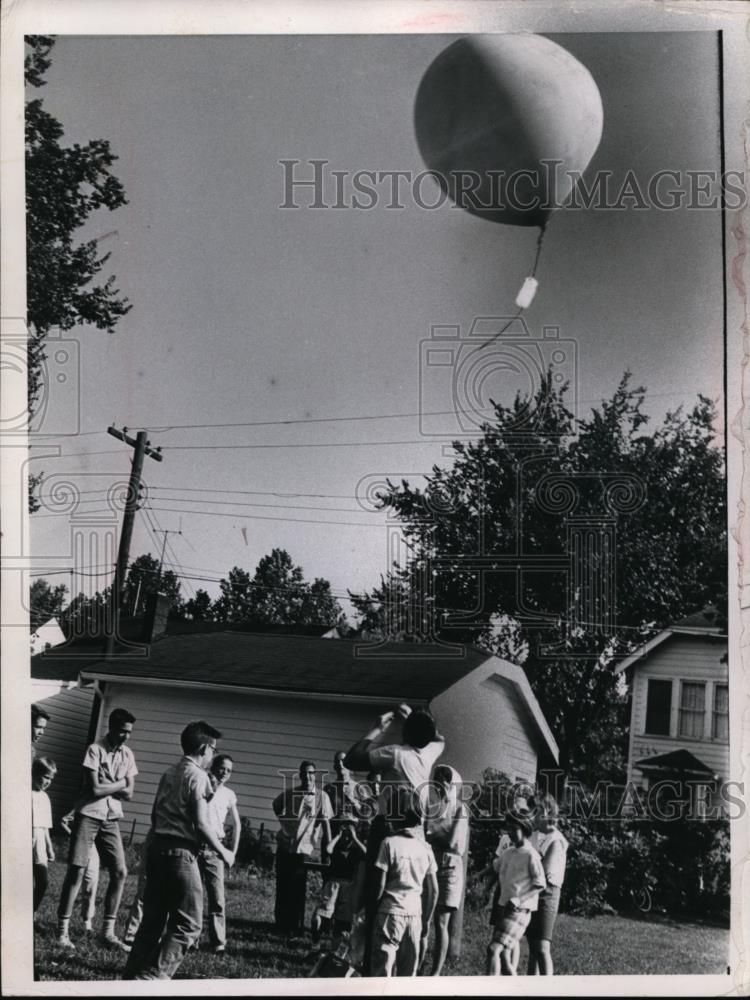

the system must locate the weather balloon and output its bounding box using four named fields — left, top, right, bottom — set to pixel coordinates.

left=414, top=34, right=604, bottom=229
